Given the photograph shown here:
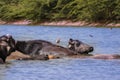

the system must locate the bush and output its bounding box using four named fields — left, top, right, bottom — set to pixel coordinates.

left=0, top=0, right=120, bottom=22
